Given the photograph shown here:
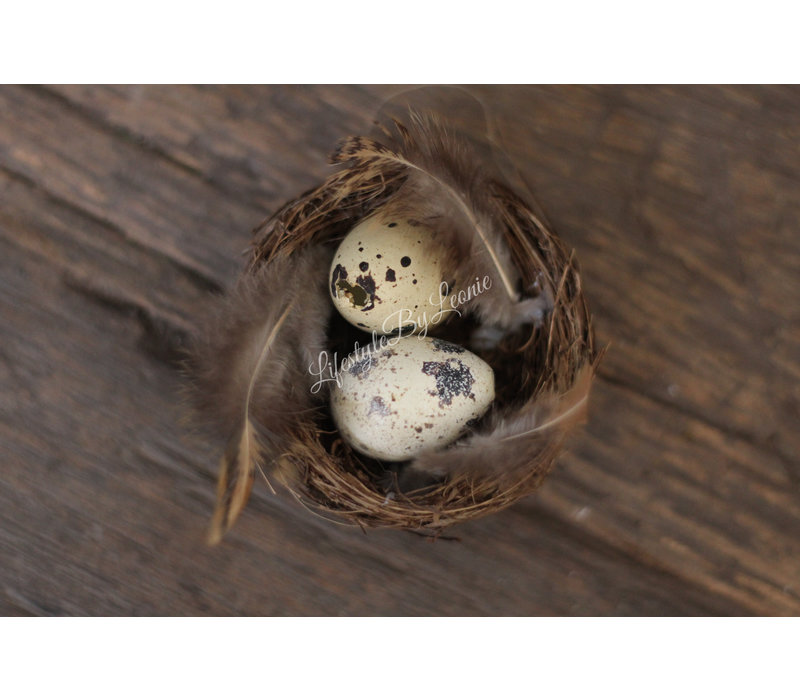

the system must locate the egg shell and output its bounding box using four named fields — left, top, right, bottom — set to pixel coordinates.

left=331, top=335, right=494, bottom=462
left=329, top=213, right=455, bottom=334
